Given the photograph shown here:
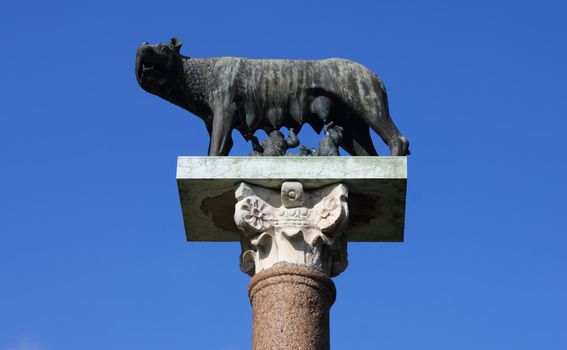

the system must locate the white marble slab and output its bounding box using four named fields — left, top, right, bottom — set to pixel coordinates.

left=177, top=156, right=407, bottom=242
